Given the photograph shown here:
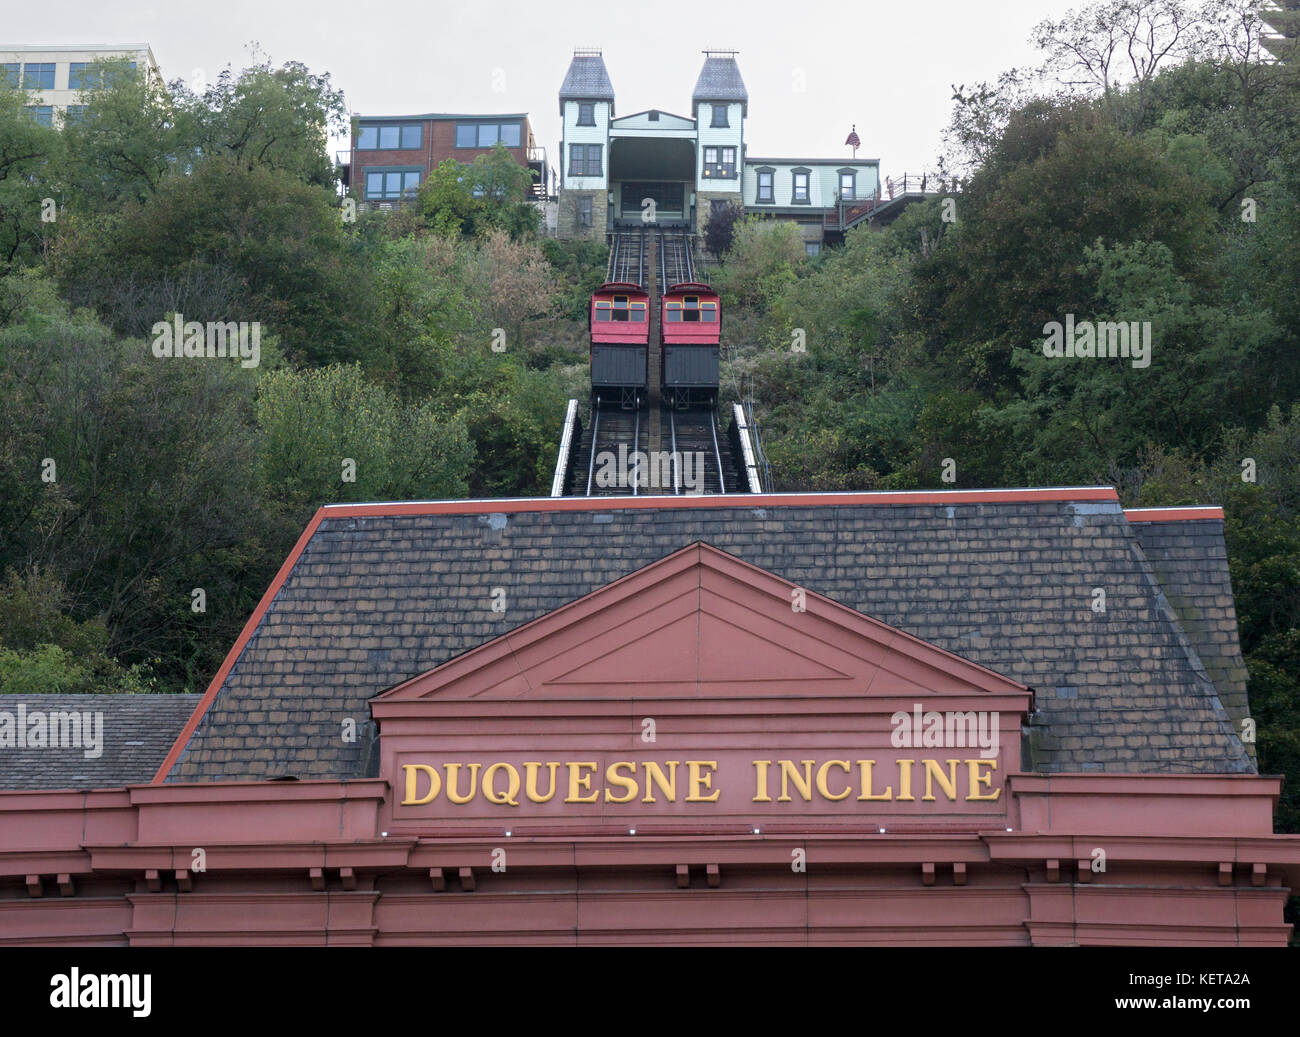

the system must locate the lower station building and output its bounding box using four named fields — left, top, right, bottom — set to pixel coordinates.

left=1, top=488, right=1297, bottom=945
